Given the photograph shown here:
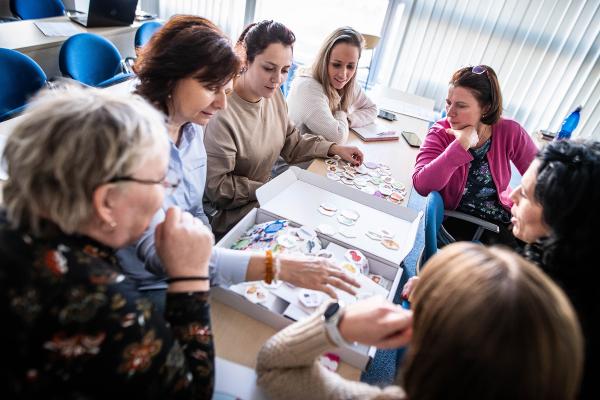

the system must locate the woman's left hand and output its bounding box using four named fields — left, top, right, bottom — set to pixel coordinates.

left=329, top=144, right=364, bottom=166
left=277, top=255, right=361, bottom=299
